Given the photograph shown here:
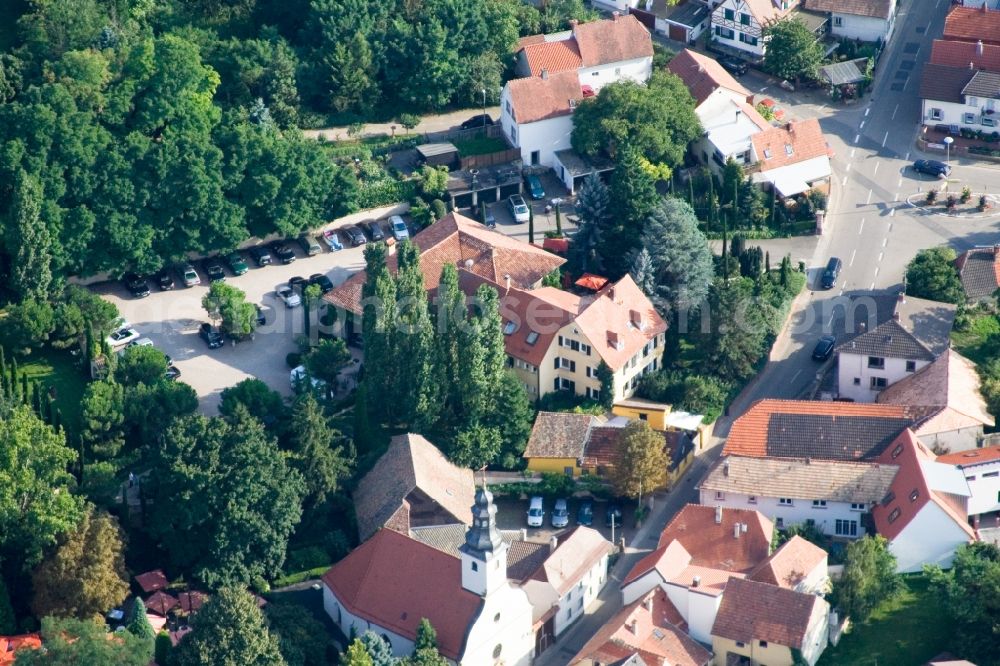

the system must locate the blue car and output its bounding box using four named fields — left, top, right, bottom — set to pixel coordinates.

left=322, top=230, right=344, bottom=251
left=525, top=174, right=545, bottom=200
